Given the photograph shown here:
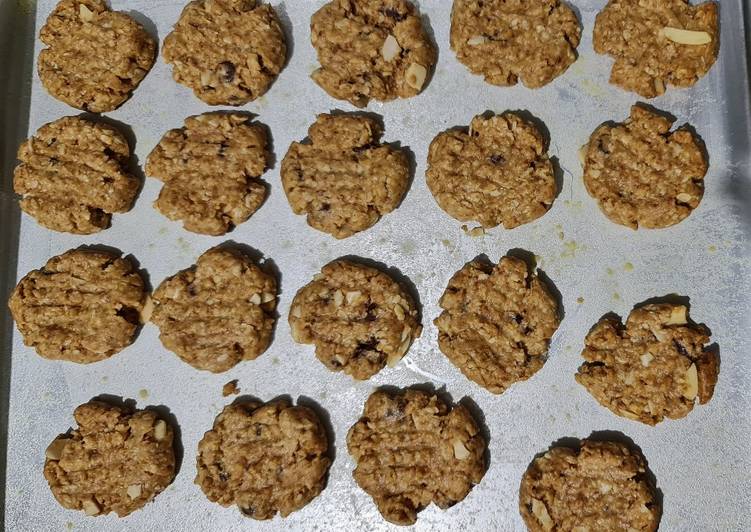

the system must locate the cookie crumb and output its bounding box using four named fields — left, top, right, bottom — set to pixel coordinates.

left=222, top=380, right=240, bottom=397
